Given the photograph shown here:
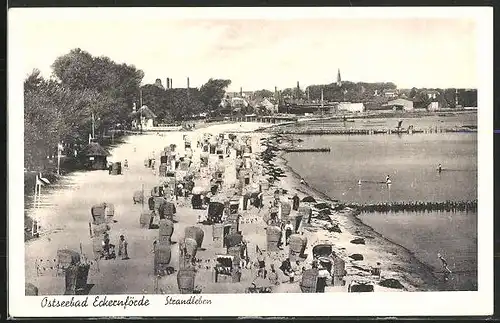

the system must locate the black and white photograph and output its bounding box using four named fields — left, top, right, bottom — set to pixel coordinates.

left=8, top=7, right=493, bottom=317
